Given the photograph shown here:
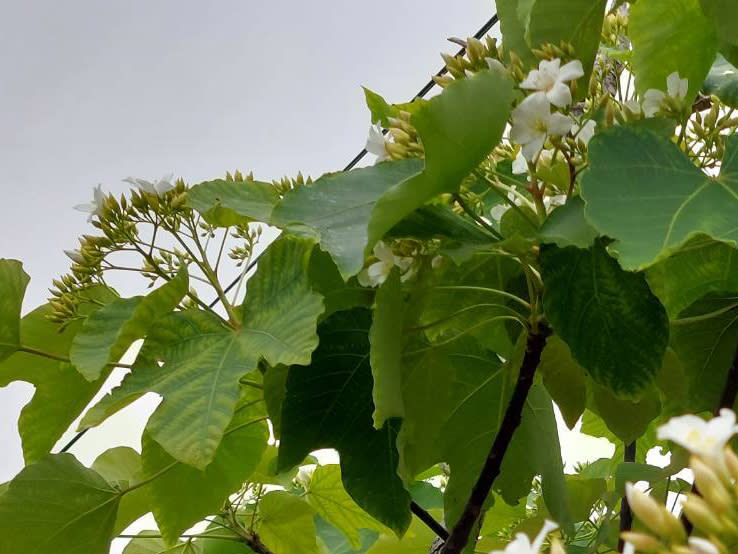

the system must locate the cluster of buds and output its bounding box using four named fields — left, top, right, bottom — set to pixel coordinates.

left=384, top=111, right=424, bottom=161
left=436, top=36, right=507, bottom=86
left=601, top=8, right=630, bottom=49
left=271, top=171, right=312, bottom=197
left=228, top=224, right=262, bottom=267
left=687, top=99, right=738, bottom=168
left=622, top=409, right=738, bottom=553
